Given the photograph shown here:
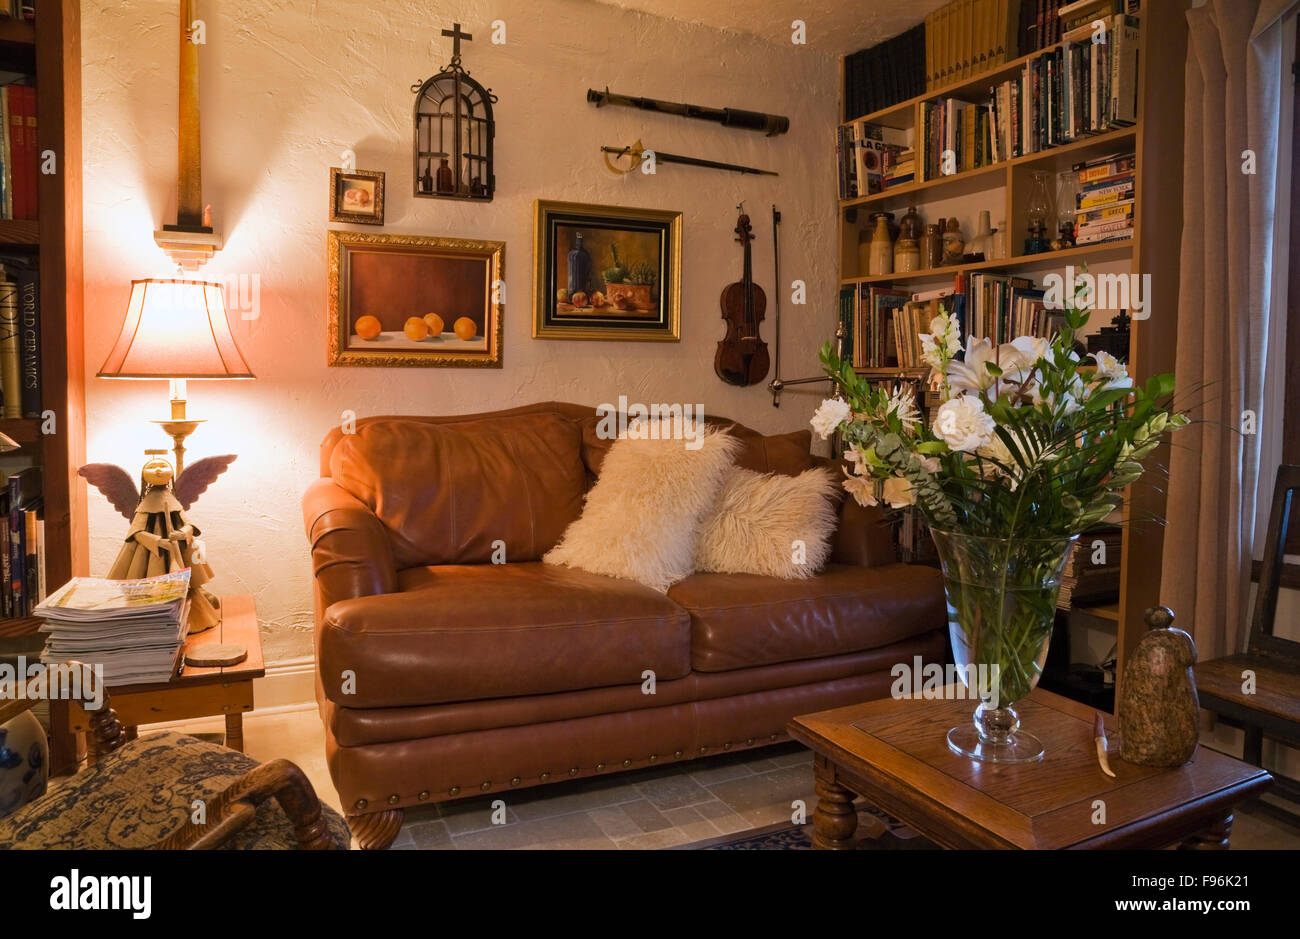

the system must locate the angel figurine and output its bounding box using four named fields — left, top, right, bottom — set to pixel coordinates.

left=79, top=450, right=236, bottom=635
